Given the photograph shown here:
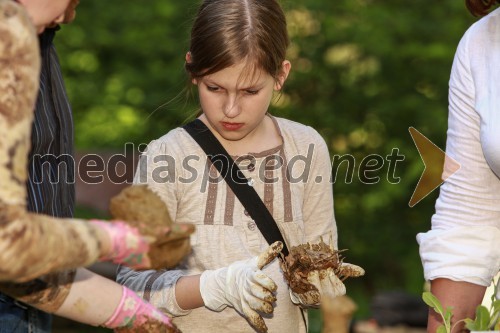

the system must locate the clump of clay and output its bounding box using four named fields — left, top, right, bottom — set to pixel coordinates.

left=109, top=185, right=194, bottom=270
left=280, top=238, right=364, bottom=301
left=114, top=318, right=182, bottom=333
